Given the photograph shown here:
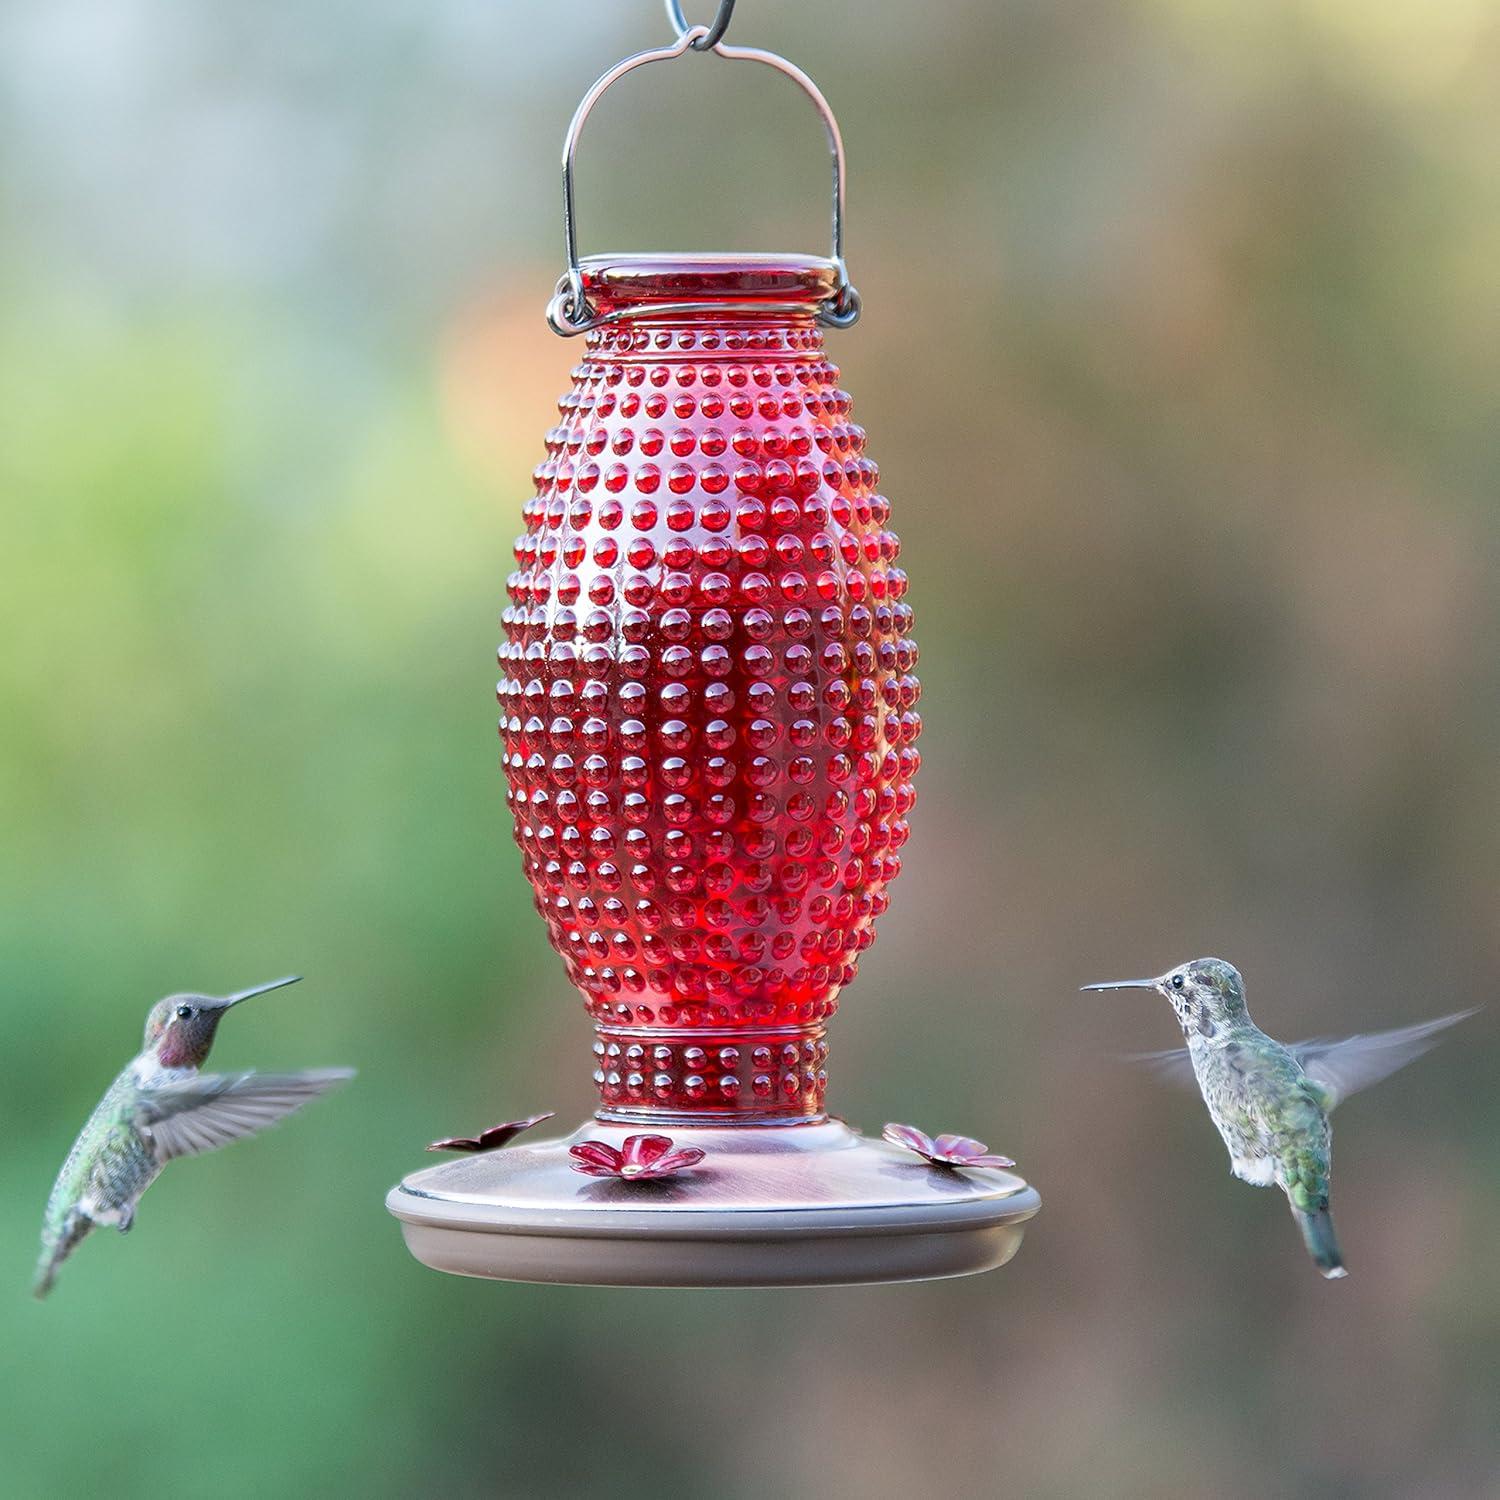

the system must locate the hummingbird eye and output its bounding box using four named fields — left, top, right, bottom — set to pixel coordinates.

left=1171, top=975, right=1185, bottom=991
left=175, top=1004, right=194, bottom=1020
